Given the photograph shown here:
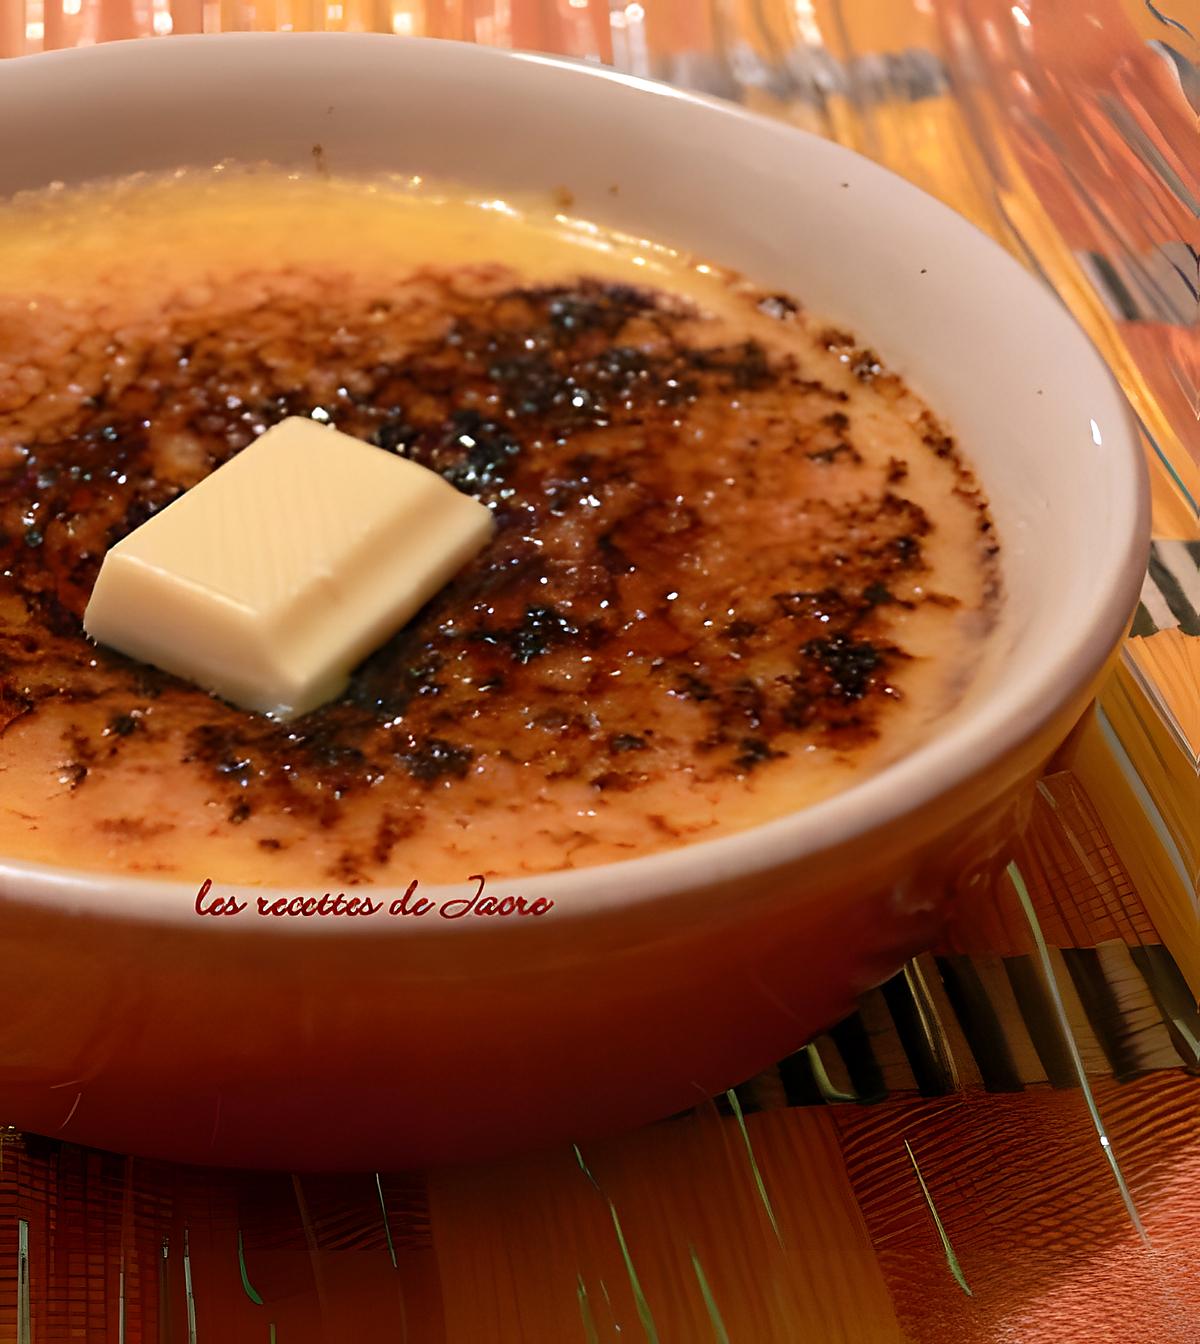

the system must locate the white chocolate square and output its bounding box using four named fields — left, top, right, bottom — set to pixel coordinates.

left=83, top=417, right=494, bottom=718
